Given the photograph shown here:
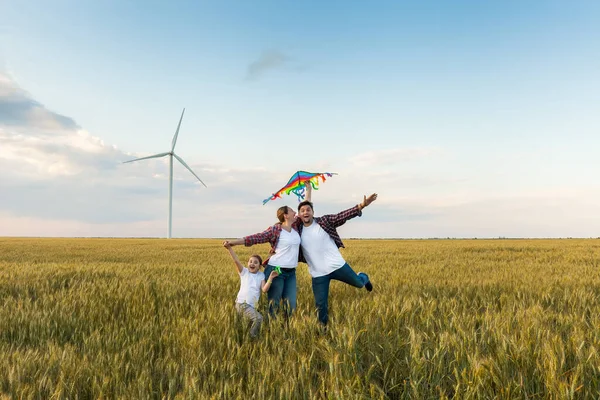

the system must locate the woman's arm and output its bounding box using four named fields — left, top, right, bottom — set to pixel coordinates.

left=224, top=238, right=245, bottom=246
left=223, top=242, right=244, bottom=274
left=230, top=226, right=276, bottom=247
